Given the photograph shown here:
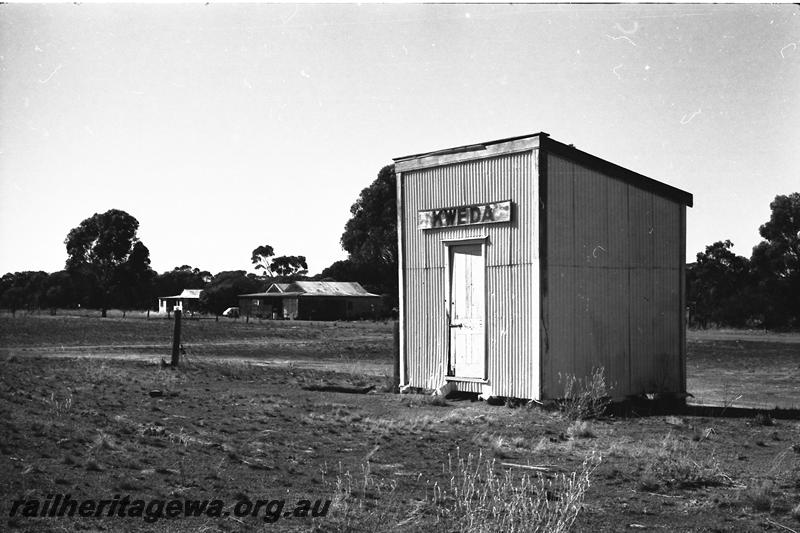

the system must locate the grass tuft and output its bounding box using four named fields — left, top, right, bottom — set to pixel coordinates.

left=558, top=367, right=611, bottom=420
left=639, top=433, right=727, bottom=490
left=753, top=412, right=775, bottom=427
left=566, top=420, right=596, bottom=439
left=743, top=480, right=773, bottom=512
